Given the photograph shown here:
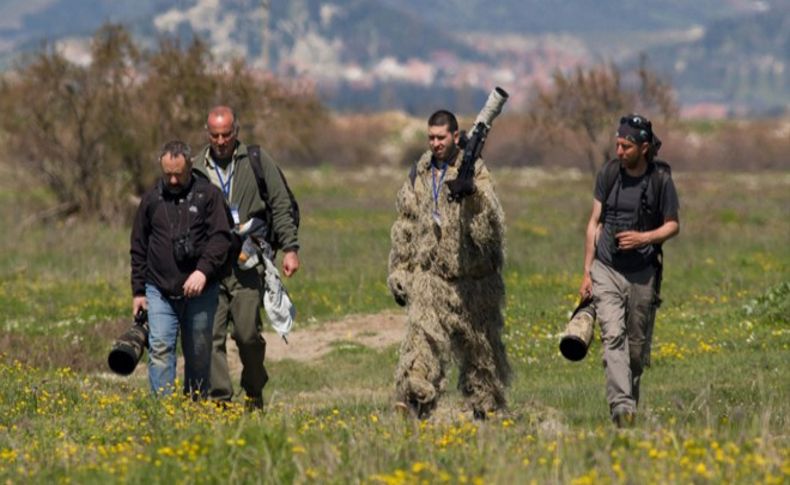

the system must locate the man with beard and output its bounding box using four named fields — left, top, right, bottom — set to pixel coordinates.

left=388, top=110, right=511, bottom=420
left=578, top=114, right=680, bottom=427
left=131, top=140, right=232, bottom=398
